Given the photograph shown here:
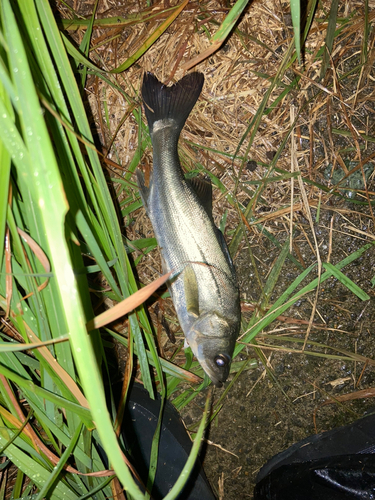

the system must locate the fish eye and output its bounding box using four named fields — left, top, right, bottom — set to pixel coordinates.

left=214, top=354, right=230, bottom=368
